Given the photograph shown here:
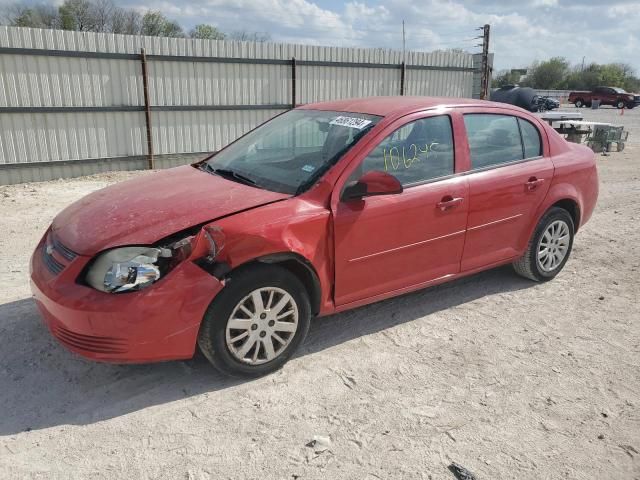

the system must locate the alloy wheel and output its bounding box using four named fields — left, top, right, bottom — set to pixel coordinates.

left=537, top=220, right=571, bottom=272
left=225, top=287, right=299, bottom=365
